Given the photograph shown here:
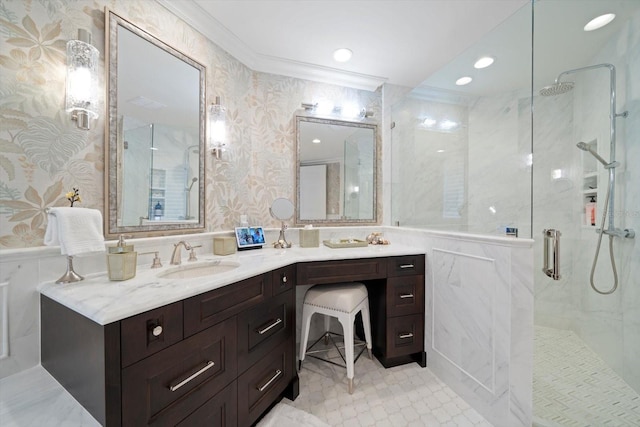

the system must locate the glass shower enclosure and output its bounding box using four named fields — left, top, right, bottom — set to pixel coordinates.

left=390, top=1, right=640, bottom=425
